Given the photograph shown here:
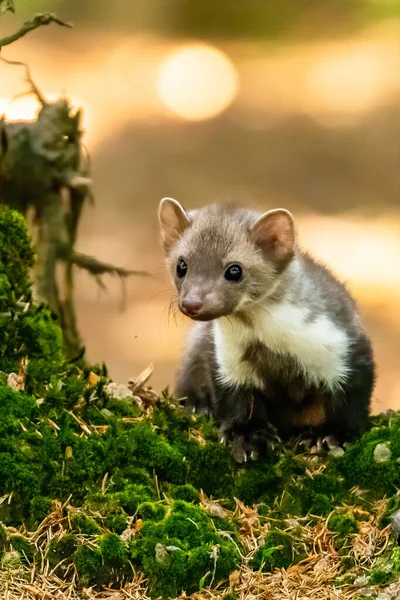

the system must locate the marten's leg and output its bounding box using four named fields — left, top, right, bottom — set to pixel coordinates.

left=175, top=322, right=216, bottom=415
left=215, top=386, right=280, bottom=463
left=322, top=334, right=375, bottom=444
left=293, top=335, right=374, bottom=450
